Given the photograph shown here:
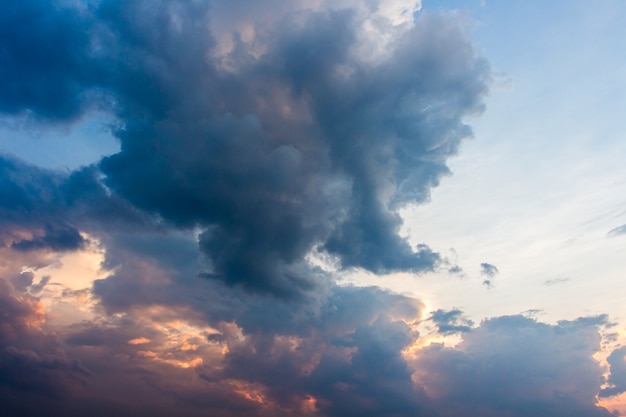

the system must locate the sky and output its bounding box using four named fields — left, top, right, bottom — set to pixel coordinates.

left=0, top=1, right=625, bottom=416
